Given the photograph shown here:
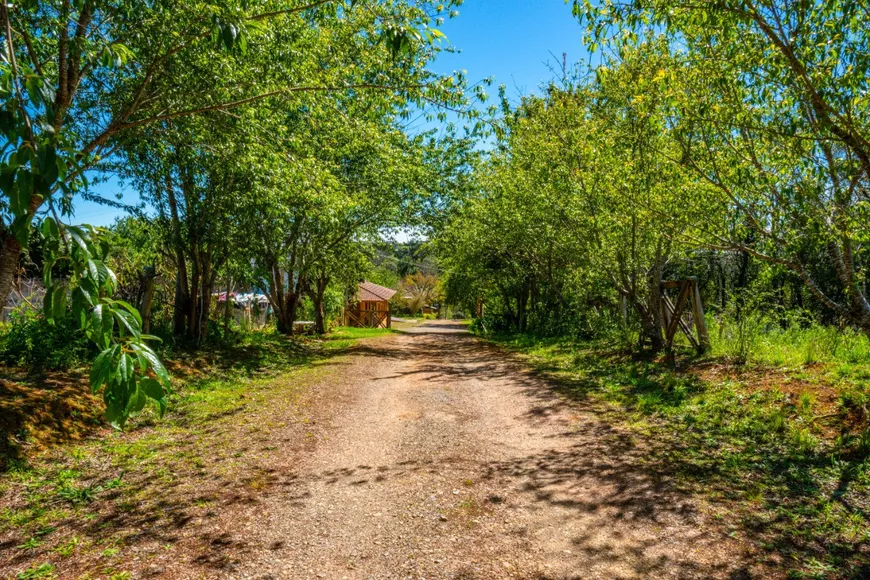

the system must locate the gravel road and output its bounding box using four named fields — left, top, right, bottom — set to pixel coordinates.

left=195, top=321, right=756, bottom=579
